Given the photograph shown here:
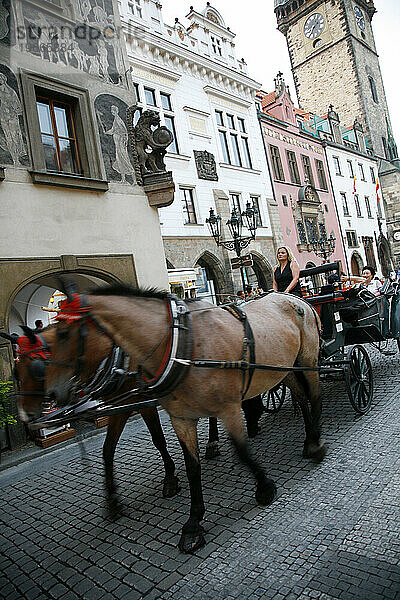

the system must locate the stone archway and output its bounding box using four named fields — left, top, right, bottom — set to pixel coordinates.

left=351, top=252, right=363, bottom=276
left=247, top=252, right=274, bottom=291
left=194, top=251, right=227, bottom=303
